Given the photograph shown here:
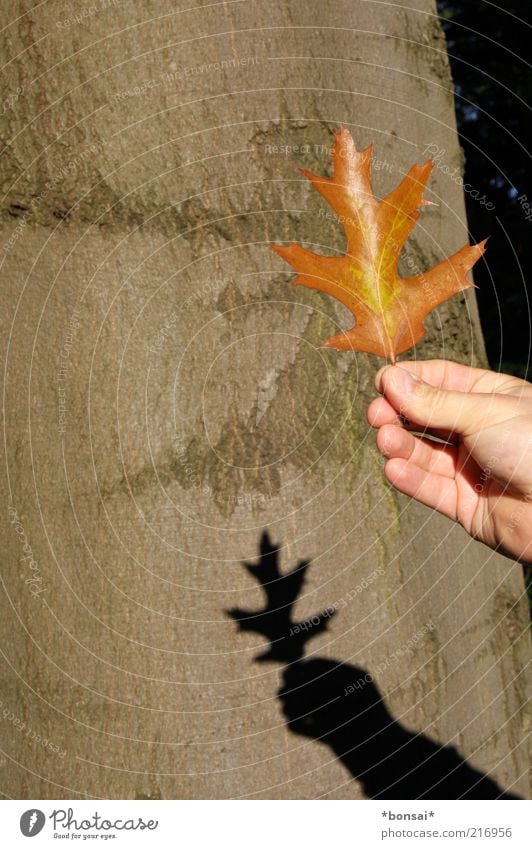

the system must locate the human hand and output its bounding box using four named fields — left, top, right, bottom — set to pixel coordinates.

left=367, top=359, right=532, bottom=563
